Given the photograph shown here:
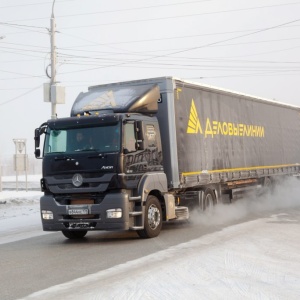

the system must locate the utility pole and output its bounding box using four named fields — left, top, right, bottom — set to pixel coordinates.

left=50, top=0, right=57, bottom=119
left=44, top=0, right=65, bottom=118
